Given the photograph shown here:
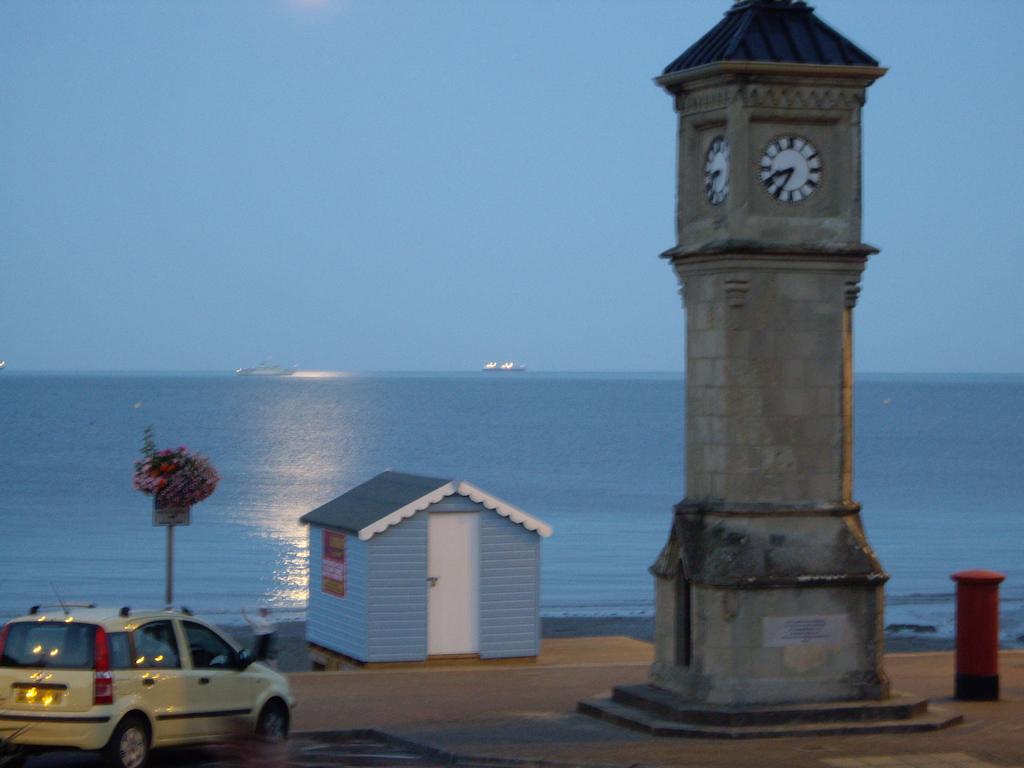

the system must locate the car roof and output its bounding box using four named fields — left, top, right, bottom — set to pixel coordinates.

left=6, top=607, right=209, bottom=631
